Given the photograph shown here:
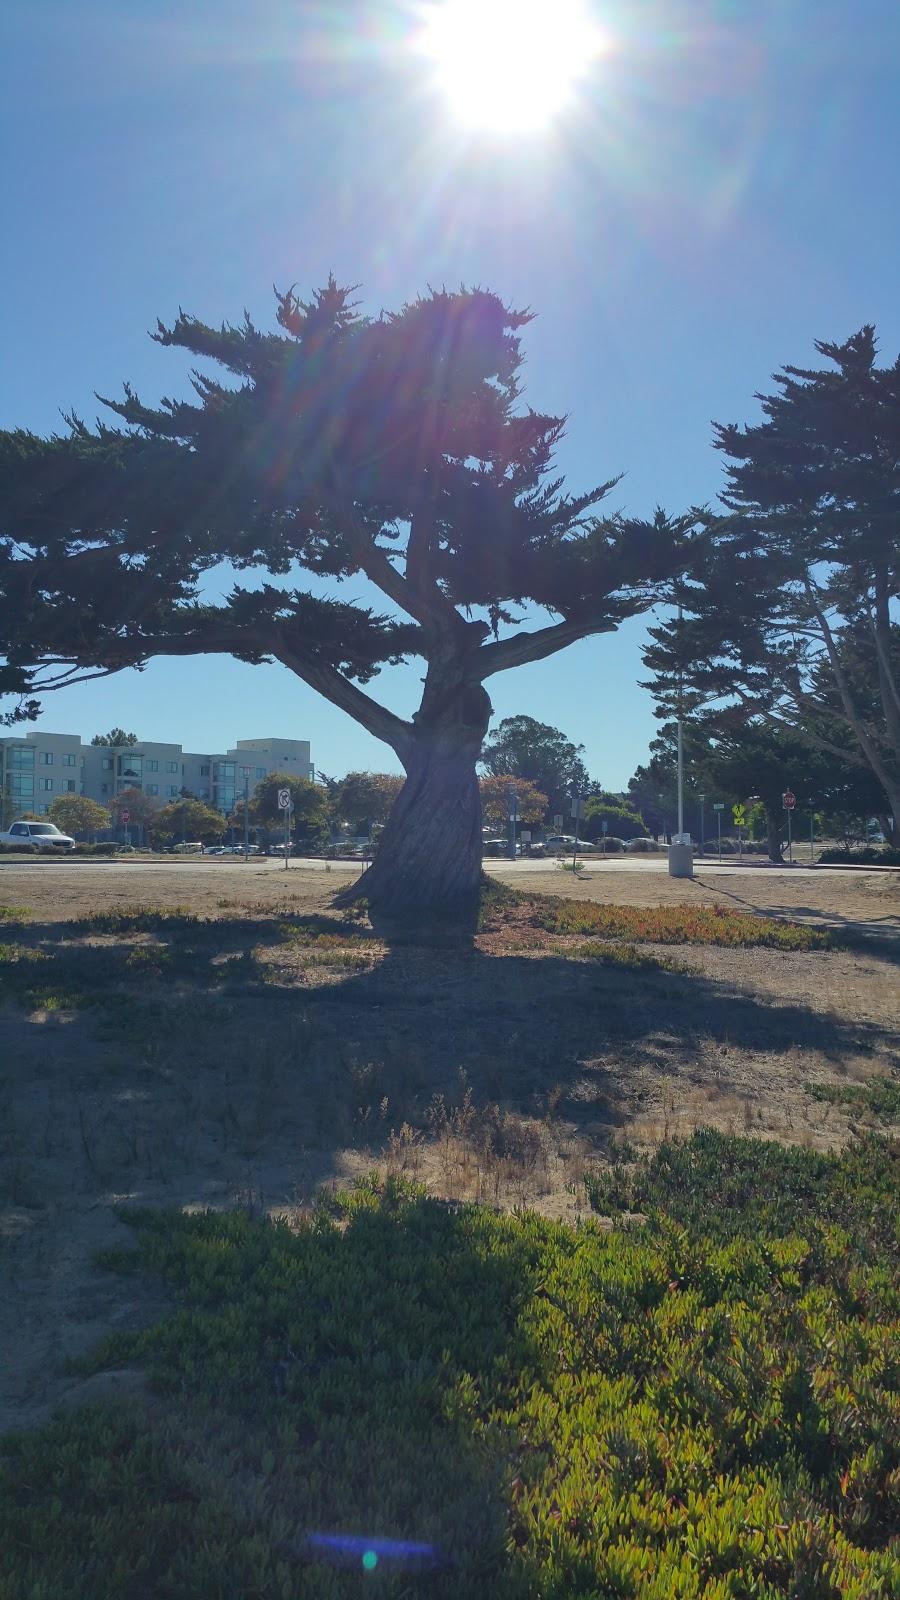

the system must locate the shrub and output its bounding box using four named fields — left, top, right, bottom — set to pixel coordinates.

left=593, top=834, right=626, bottom=851
left=819, top=845, right=900, bottom=866
left=3, top=1135, right=896, bottom=1597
